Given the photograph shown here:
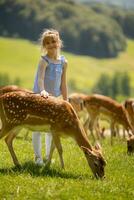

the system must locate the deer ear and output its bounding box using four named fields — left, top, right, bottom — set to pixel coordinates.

left=81, top=146, right=92, bottom=155
left=126, top=132, right=133, bottom=141
left=128, top=132, right=133, bottom=138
